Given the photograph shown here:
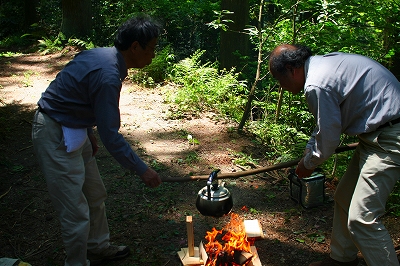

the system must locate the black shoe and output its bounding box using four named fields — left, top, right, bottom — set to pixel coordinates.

left=88, top=245, right=130, bottom=265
